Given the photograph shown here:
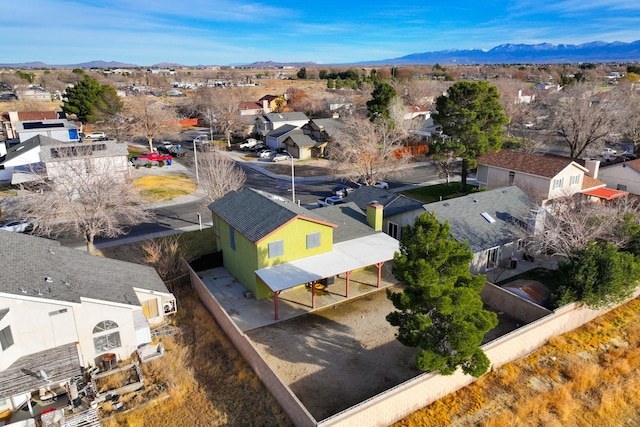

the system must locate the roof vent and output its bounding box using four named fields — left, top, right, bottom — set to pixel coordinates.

left=35, top=288, right=43, bottom=296
left=20, top=287, right=27, bottom=294
left=45, top=277, right=53, bottom=283
left=481, top=212, right=496, bottom=223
